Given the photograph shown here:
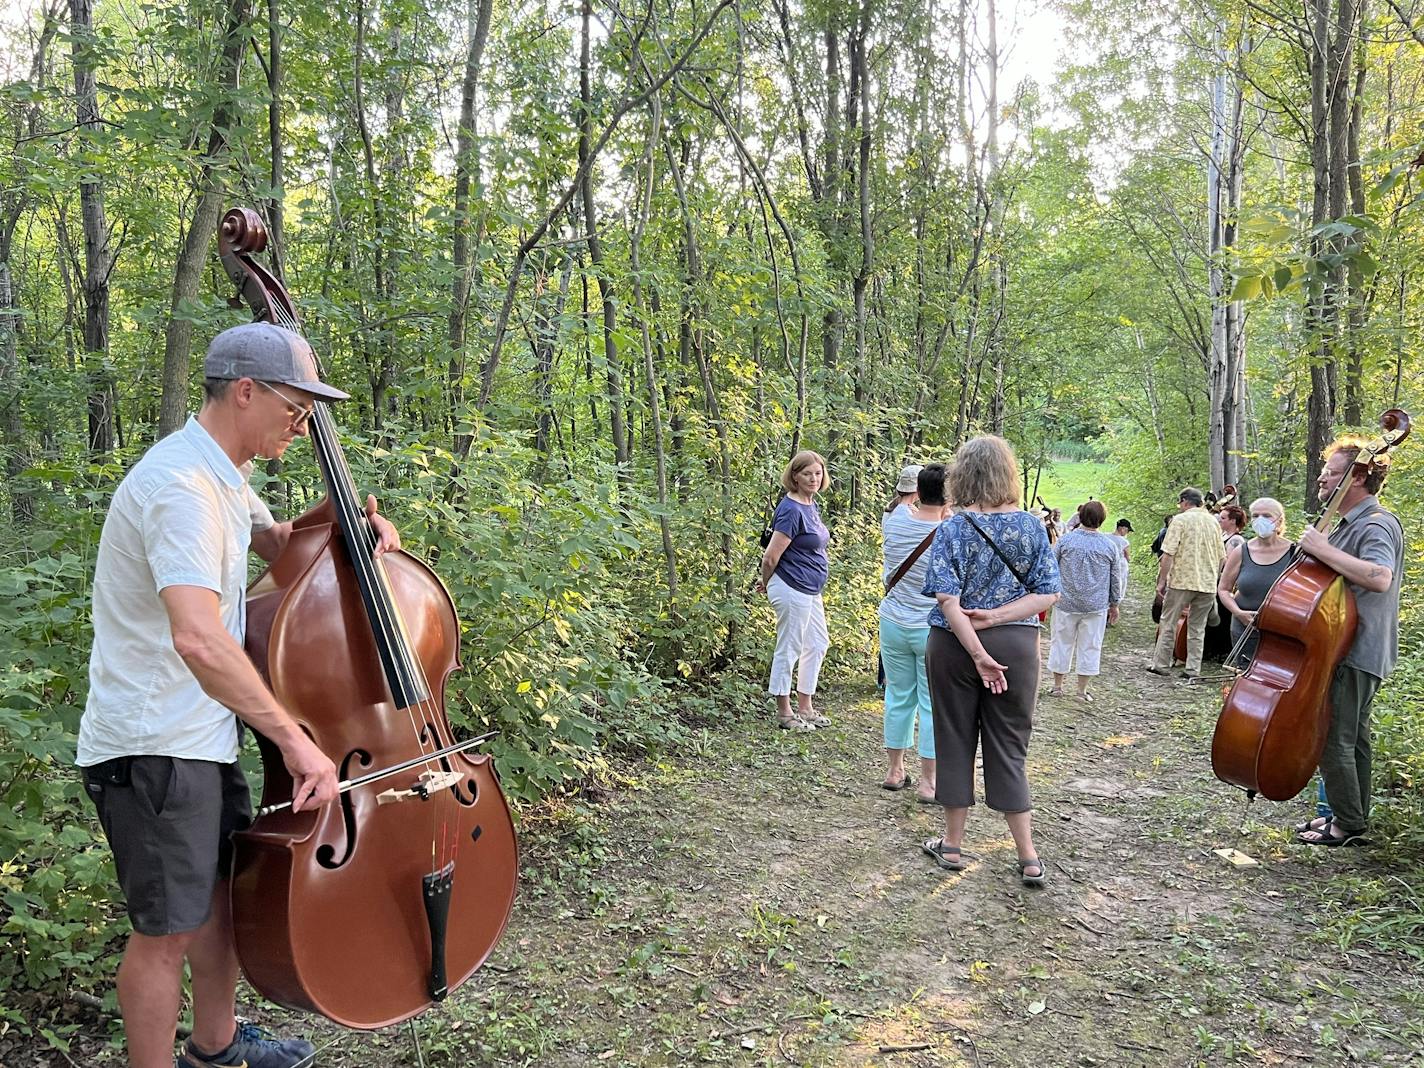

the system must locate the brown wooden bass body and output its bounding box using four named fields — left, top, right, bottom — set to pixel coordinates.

left=215, top=205, right=517, bottom=1030
left=1210, top=555, right=1356, bottom=801
left=233, top=502, right=518, bottom=1029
